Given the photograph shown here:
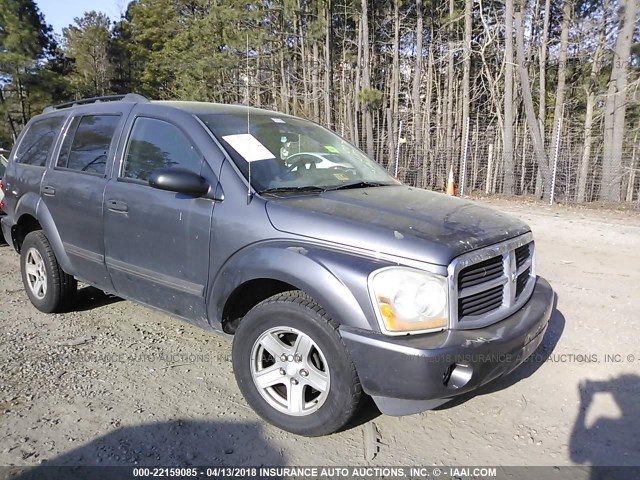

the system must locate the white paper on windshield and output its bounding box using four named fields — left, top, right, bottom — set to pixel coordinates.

left=222, top=134, right=276, bottom=162
left=271, top=117, right=286, bottom=124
